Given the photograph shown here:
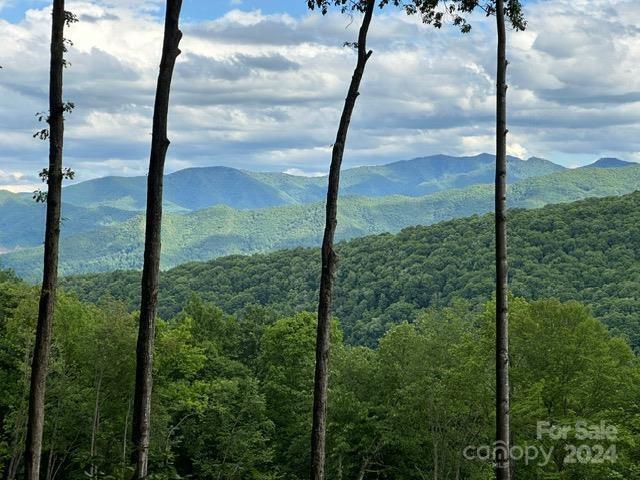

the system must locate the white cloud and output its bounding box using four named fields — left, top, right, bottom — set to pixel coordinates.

left=283, top=168, right=326, bottom=177
left=0, top=184, right=38, bottom=193
left=0, top=0, right=639, bottom=190
left=0, top=169, right=38, bottom=192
